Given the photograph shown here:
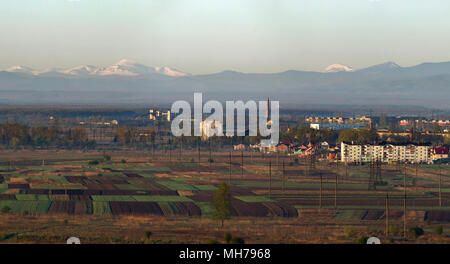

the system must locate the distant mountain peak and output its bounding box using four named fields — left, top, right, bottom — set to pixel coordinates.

left=5, top=65, right=34, bottom=74
left=324, top=64, right=354, bottom=73
left=154, top=66, right=188, bottom=77
left=358, top=61, right=402, bottom=72
left=380, top=61, right=401, bottom=68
